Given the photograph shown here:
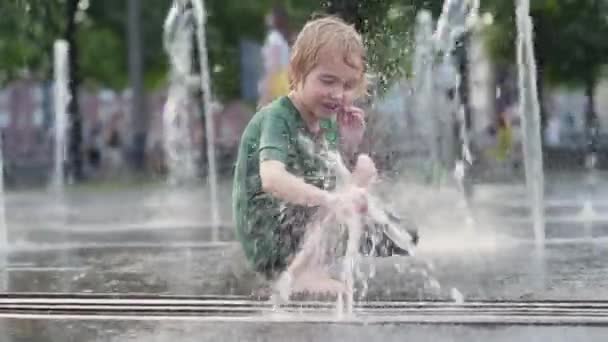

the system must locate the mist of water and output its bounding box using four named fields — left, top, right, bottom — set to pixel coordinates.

left=582, top=149, right=598, bottom=239
left=52, top=39, right=72, bottom=291
left=275, top=2, right=486, bottom=313
left=0, top=127, right=6, bottom=291
left=162, top=3, right=198, bottom=185
left=412, top=0, right=479, bottom=225
left=516, top=0, right=545, bottom=246
left=270, top=136, right=419, bottom=315
left=192, top=0, right=221, bottom=240
left=412, top=10, right=438, bottom=182
left=163, top=0, right=220, bottom=240
left=52, top=40, right=70, bottom=193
